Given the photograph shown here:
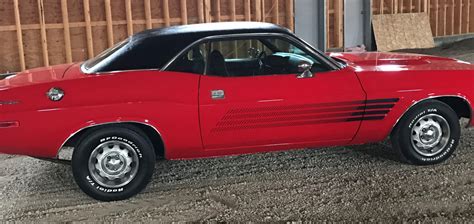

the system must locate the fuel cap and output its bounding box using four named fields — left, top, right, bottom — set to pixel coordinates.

left=47, top=87, right=65, bottom=101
